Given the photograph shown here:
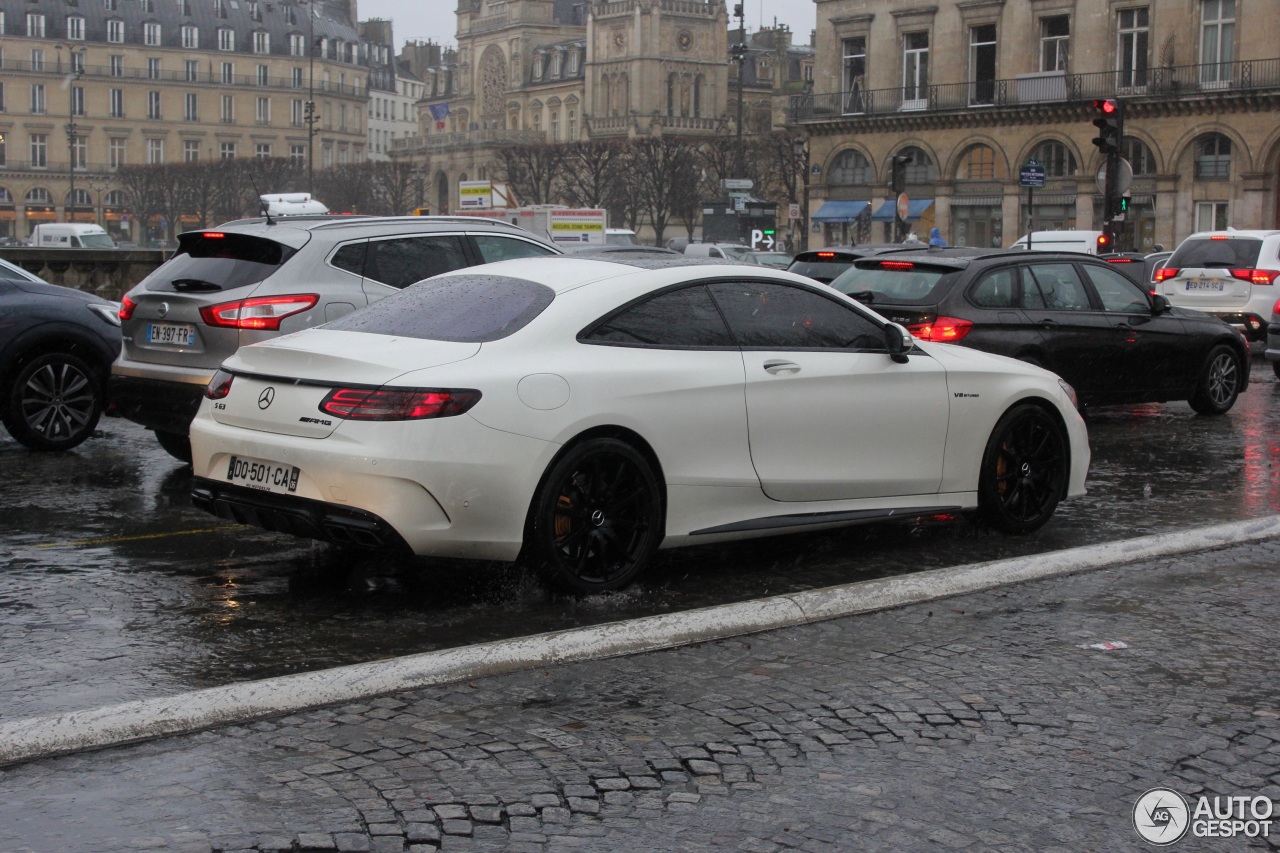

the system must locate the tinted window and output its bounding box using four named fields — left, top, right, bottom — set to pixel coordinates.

left=324, top=274, right=553, bottom=342
left=149, top=232, right=295, bottom=292
left=1084, top=264, right=1151, bottom=312
left=473, top=235, right=557, bottom=263
left=786, top=259, right=853, bottom=283
left=585, top=285, right=733, bottom=347
left=1168, top=237, right=1265, bottom=268
left=708, top=281, right=884, bottom=350
left=330, top=241, right=367, bottom=275
left=969, top=267, right=1018, bottom=308
left=830, top=262, right=953, bottom=304
left=1024, top=263, right=1092, bottom=311
left=364, top=235, right=469, bottom=288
